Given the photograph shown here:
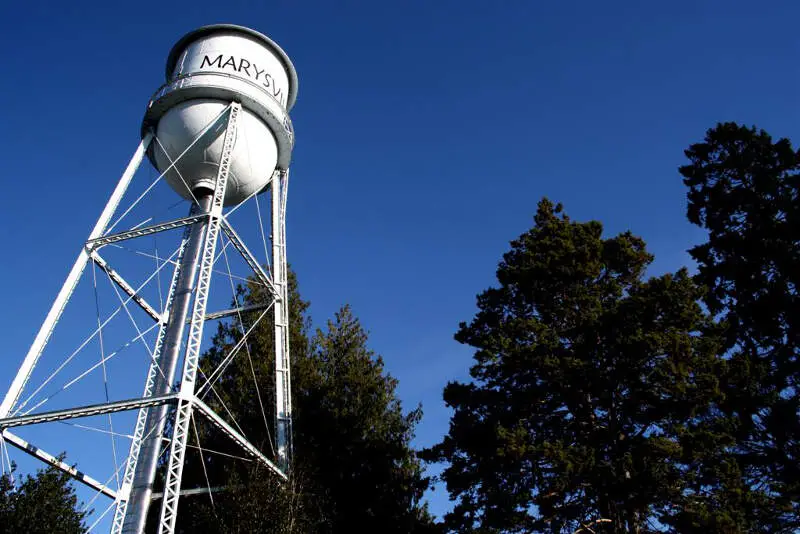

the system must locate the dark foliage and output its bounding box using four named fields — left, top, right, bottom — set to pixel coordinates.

left=424, top=199, right=726, bottom=533
left=169, top=271, right=435, bottom=532
left=0, top=461, right=88, bottom=533
left=679, top=122, right=800, bottom=530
